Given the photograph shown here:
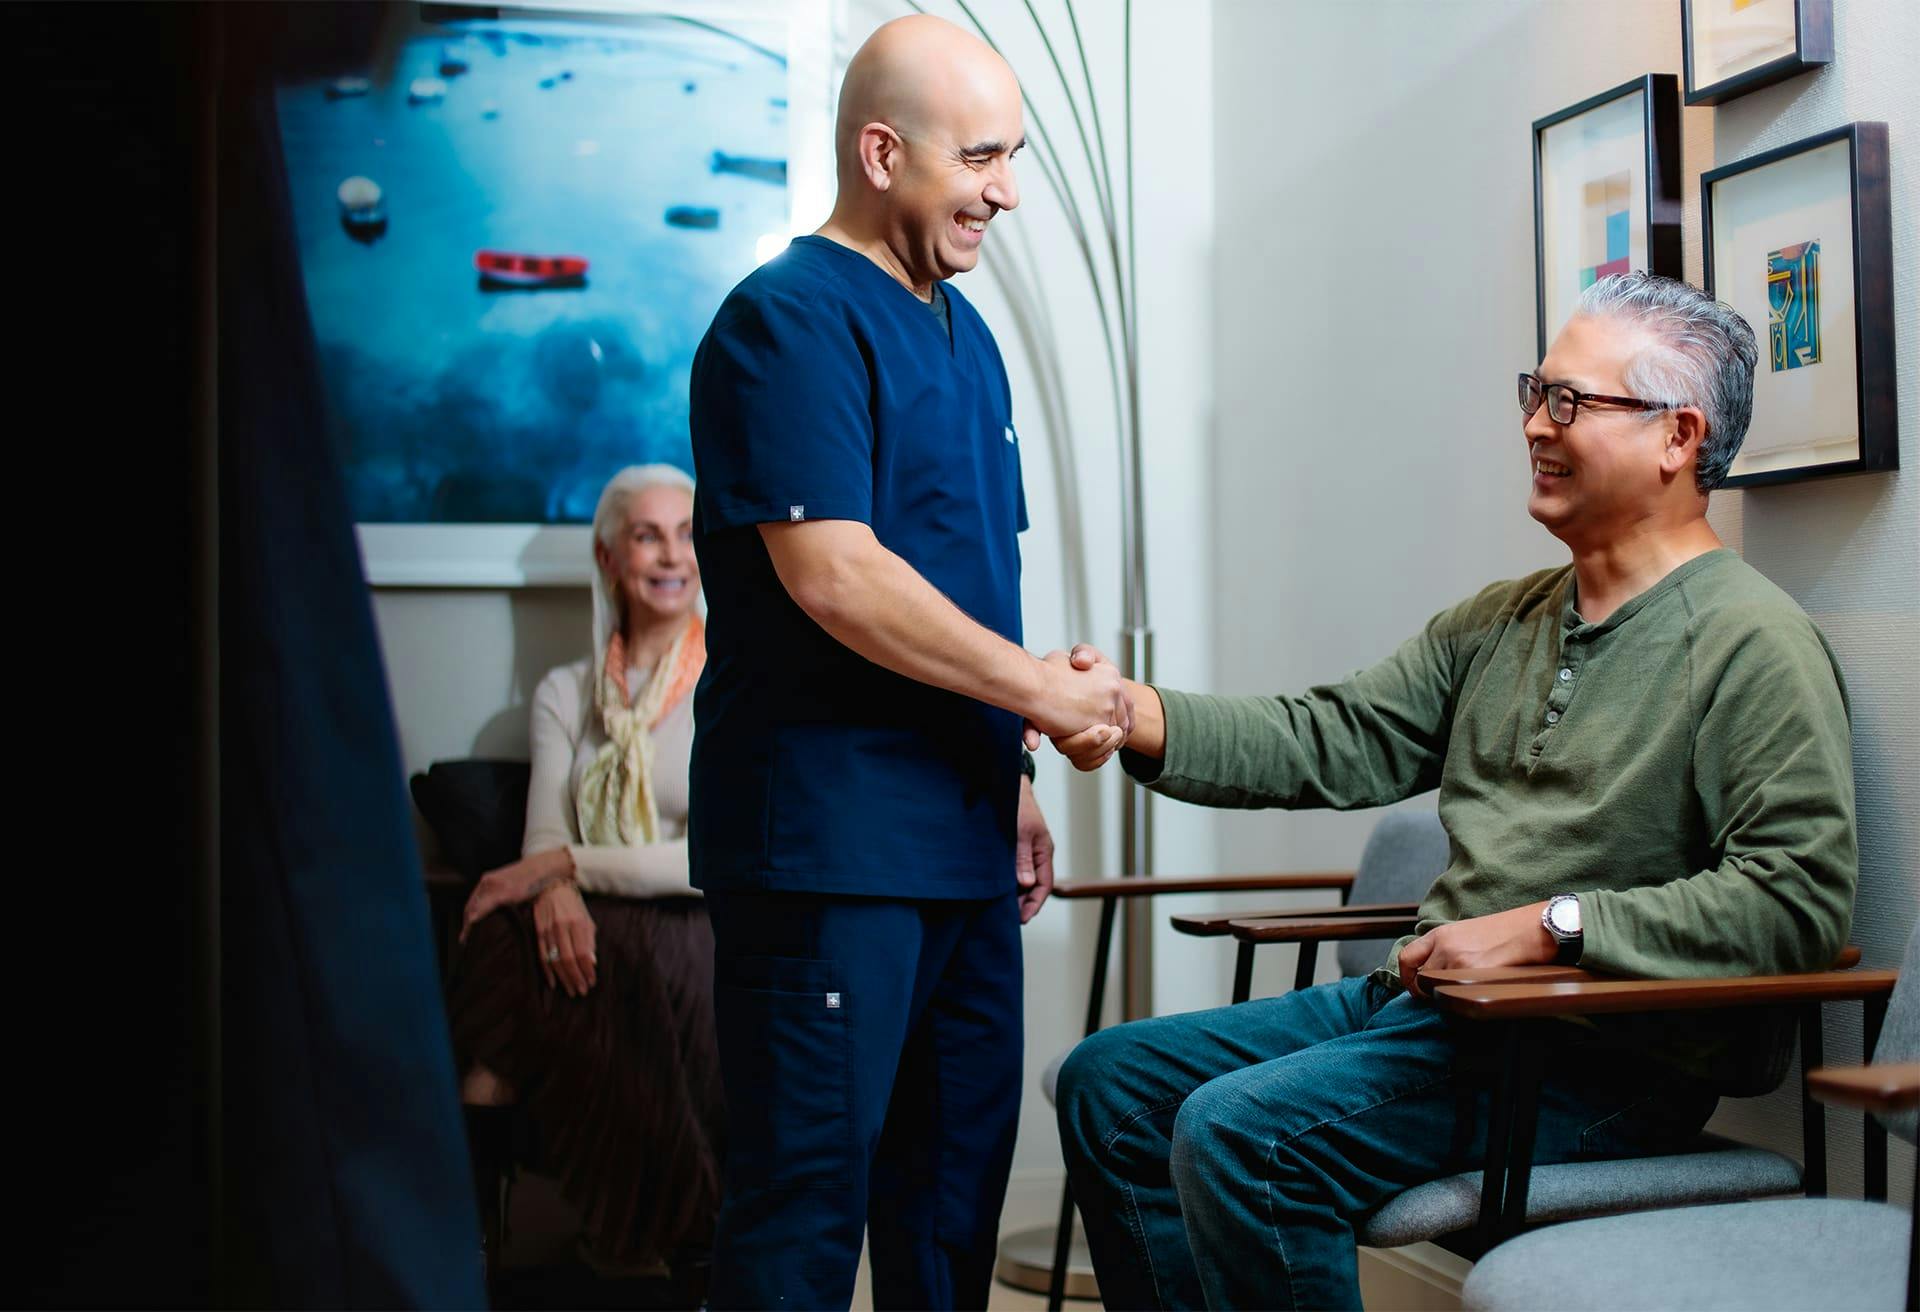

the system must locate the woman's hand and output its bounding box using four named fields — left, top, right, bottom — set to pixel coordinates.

left=534, top=882, right=598, bottom=996
left=460, top=847, right=576, bottom=942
